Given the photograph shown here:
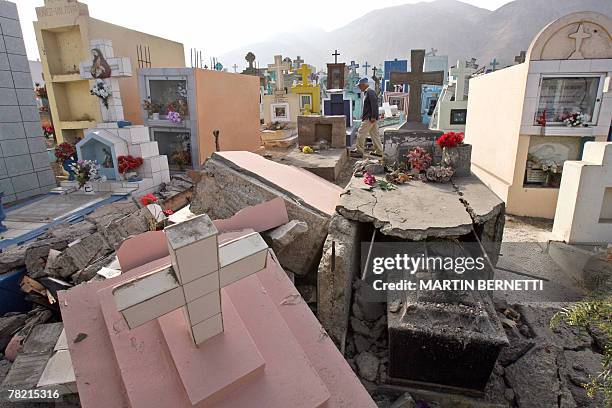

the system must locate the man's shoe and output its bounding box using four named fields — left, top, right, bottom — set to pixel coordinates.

left=369, top=151, right=383, bottom=158
left=349, top=150, right=363, bottom=158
